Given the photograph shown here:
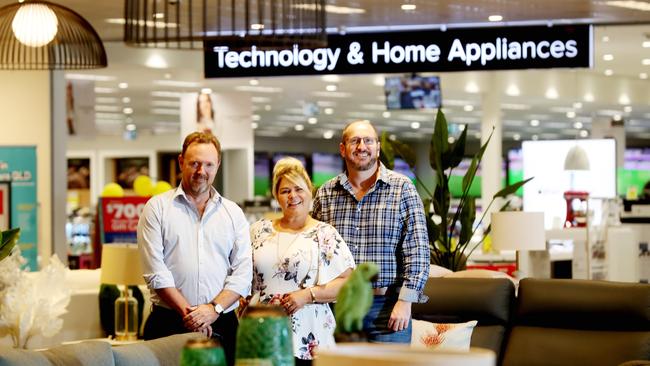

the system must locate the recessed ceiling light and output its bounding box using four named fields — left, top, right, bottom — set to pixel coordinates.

left=122, top=97, right=131, bottom=103
left=488, top=15, right=503, bottom=22
left=513, top=133, right=521, bottom=141
left=145, top=54, right=168, bottom=69
left=447, top=136, right=456, bottom=144
left=307, top=117, right=318, bottom=124
left=251, top=122, right=258, bottom=129
left=250, top=23, right=264, bottom=30
left=410, top=122, right=420, bottom=129
left=573, top=121, right=583, bottom=129
left=401, top=4, right=416, bottom=11
left=573, top=102, right=583, bottom=109
left=382, top=111, right=391, bottom=118
left=532, top=134, right=539, bottom=141
left=463, top=105, right=474, bottom=112
left=604, top=69, right=613, bottom=76
left=321, top=75, right=340, bottom=83
left=125, top=123, right=137, bottom=131
left=618, top=94, right=631, bottom=105
left=643, top=59, right=650, bottom=65
left=123, top=107, right=134, bottom=114
left=458, top=125, right=466, bottom=131
left=252, top=114, right=261, bottom=121
left=506, top=85, right=520, bottom=96
left=324, top=108, right=334, bottom=115
left=293, top=4, right=365, bottom=15
left=294, top=124, right=304, bottom=131
left=603, top=54, right=614, bottom=61
left=326, top=84, right=338, bottom=92
left=623, top=105, right=633, bottom=113
left=118, top=82, right=129, bottom=89
left=323, top=130, right=334, bottom=139
left=201, top=88, right=212, bottom=94
left=153, top=13, right=164, bottom=19
left=583, top=93, right=594, bottom=102
left=566, top=111, right=576, bottom=118
left=545, top=88, right=558, bottom=99
left=640, top=72, right=648, bottom=79
left=602, top=36, right=609, bottom=42
left=95, top=87, right=116, bottom=94
left=579, top=130, right=589, bottom=138
left=530, top=119, right=540, bottom=127
left=465, top=82, right=480, bottom=93
left=613, top=114, right=622, bottom=121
